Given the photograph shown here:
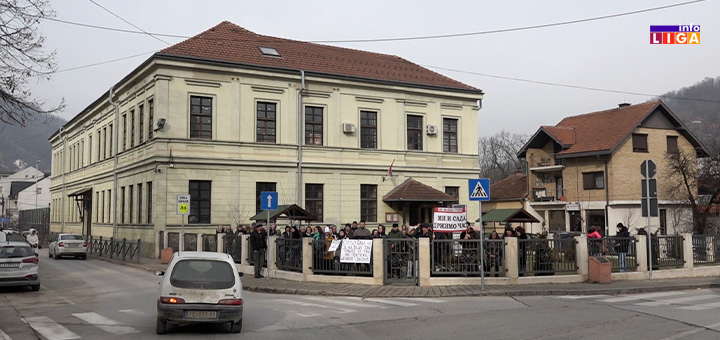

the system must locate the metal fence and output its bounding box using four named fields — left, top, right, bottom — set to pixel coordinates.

left=693, top=234, right=720, bottom=265
left=276, top=238, right=302, bottom=272
left=311, top=239, right=373, bottom=276
left=245, top=235, right=268, bottom=268
left=519, top=239, right=577, bottom=276
left=202, top=234, right=217, bottom=252
left=223, top=234, right=242, bottom=263
left=430, top=239, right=505, bottom=277
left=587, top=237, right=637, bottom=272
left=650, top=235, right=684, bottom=269
left=384, top=238, right=418, bottom=284
left=88, top=236, right=142, bottom=263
